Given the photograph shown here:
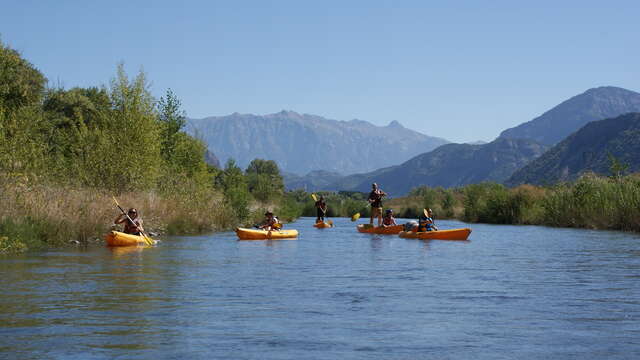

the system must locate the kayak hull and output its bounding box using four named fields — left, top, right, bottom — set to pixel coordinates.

left=313, top=222, right=332, bottom=228
left=399, top=228, right=471, bottom=240
left=105, top=231, right=149, bottom=247
left=236, top=227, right=298, bottom=240
left=357, top=224, right=404, bottom=234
